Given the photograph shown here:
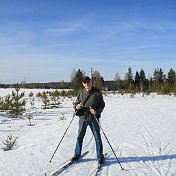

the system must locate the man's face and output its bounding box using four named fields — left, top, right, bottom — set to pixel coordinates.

left=82, top=80, right=92, bottom=90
